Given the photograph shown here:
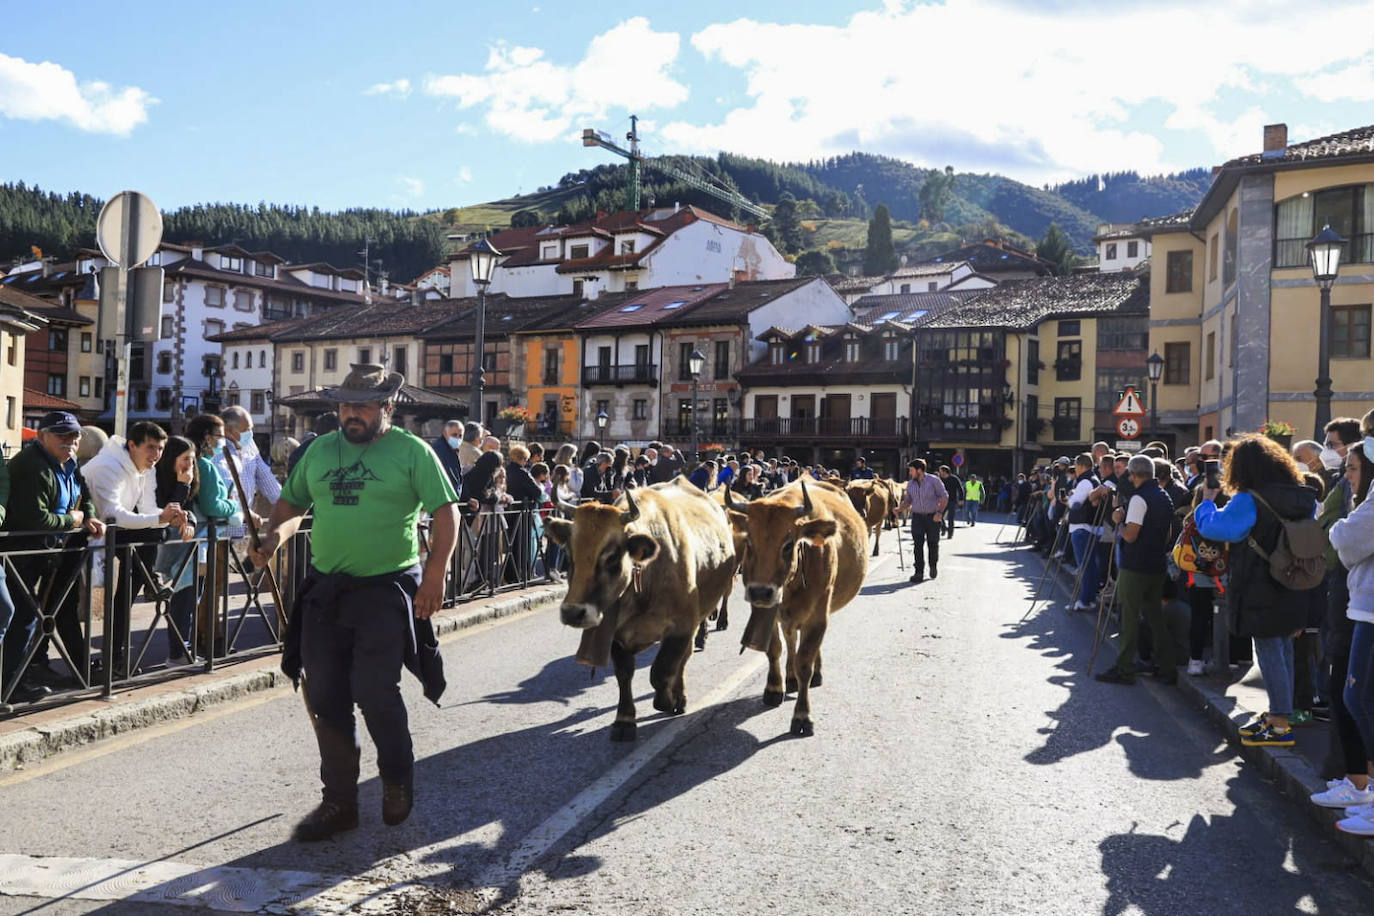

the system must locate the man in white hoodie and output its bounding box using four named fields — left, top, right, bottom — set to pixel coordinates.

left=82, top=421, right=186, bottom=675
